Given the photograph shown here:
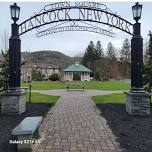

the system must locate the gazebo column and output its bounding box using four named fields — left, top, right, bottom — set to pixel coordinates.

left=72, top=72, right=73, bottom=81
